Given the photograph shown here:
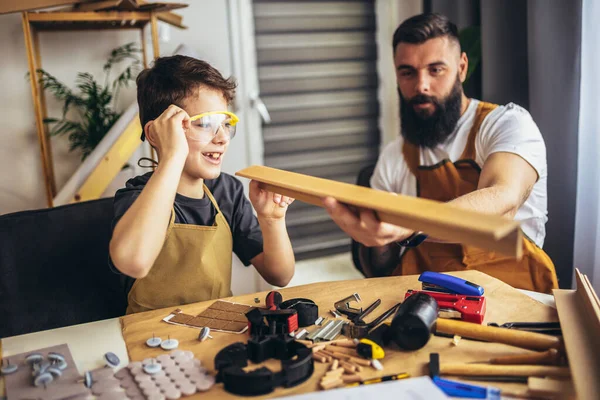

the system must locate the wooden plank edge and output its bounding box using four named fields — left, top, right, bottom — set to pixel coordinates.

left=236, top=166, right=522, bottom=257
